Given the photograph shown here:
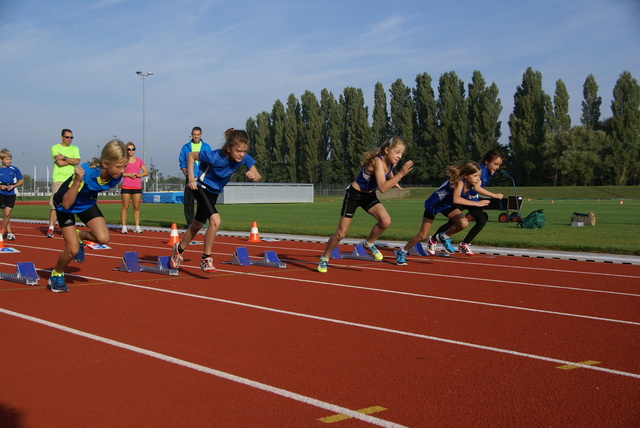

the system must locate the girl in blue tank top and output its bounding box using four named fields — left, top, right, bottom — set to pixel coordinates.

left=317, top=135, right=414, bottom=273
left=395, top=161, right=494, bottom=265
